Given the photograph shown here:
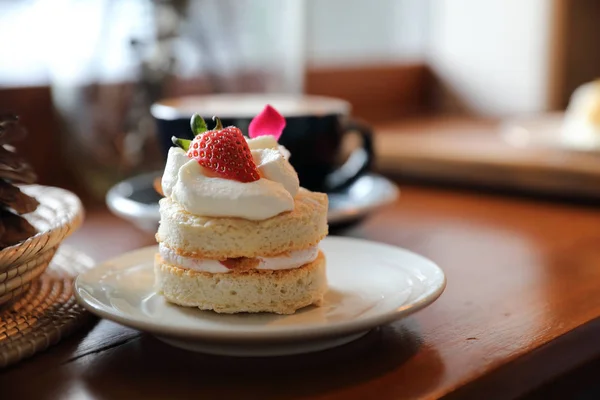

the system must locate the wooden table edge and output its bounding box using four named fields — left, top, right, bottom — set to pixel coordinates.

left=444, top=318, right=600, bottom=399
